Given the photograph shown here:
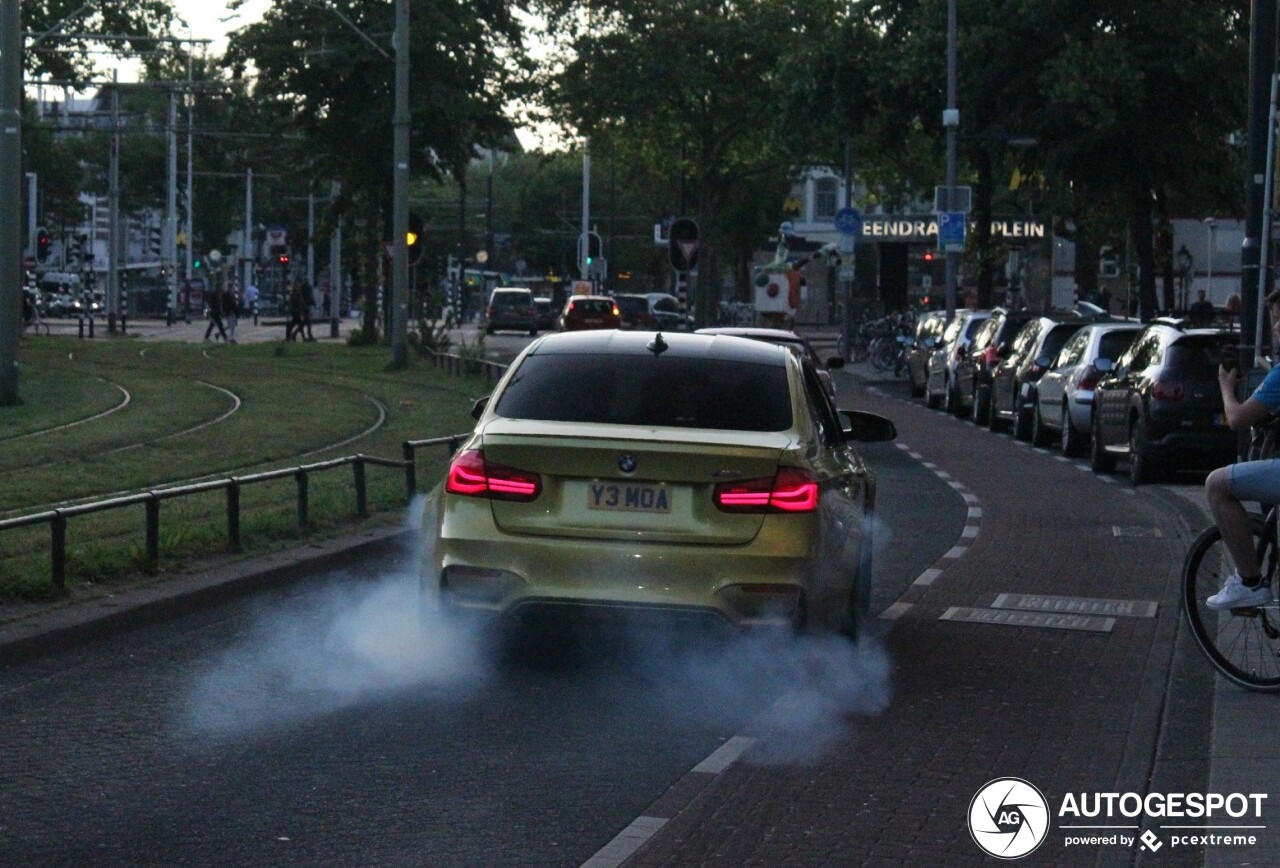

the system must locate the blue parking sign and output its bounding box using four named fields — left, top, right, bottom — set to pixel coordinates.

left=938, top=211, right=966, bottom=252
left=834, top=207, right=863, bottom=236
